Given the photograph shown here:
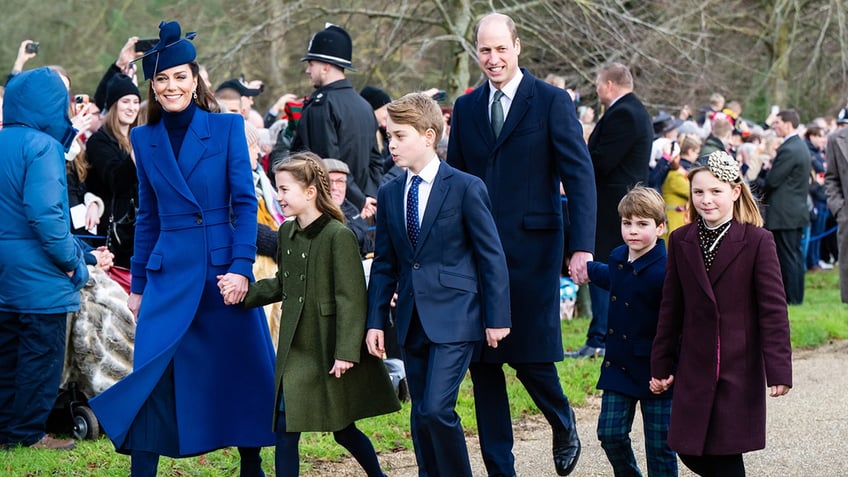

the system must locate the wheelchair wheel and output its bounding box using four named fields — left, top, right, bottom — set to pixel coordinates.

left=72, top=405, right=100, bottom=440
